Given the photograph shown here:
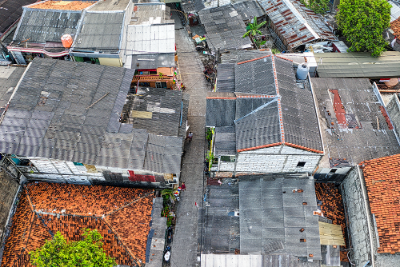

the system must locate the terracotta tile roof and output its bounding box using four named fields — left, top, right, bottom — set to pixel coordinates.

left=2, top=182, right=155, bottom=266
left=315, top=183, right=348, bottom=262
left=391, top=17, right=400, bottom=37
left=29, top=1, right=95, bottom=11
left=360, top=154, right=400, bottom=254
